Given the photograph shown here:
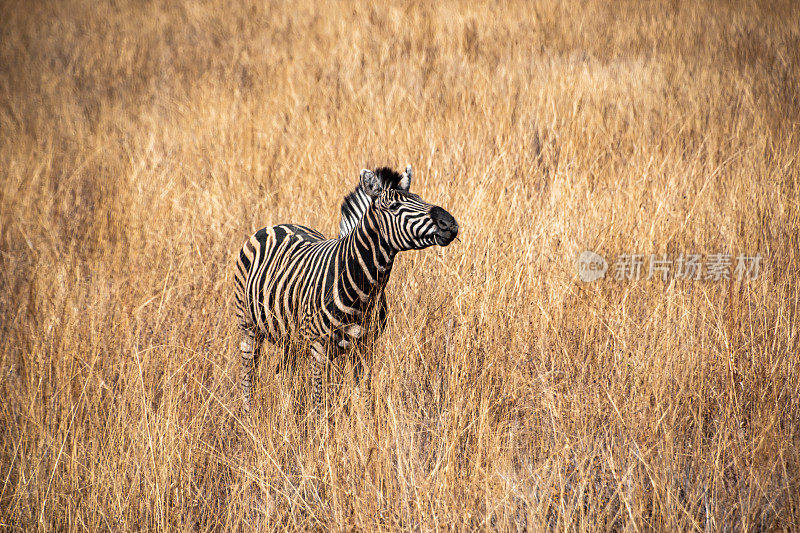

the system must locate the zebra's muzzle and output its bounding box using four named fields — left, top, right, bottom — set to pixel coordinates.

left=430, top=206, right=458, bottom=246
